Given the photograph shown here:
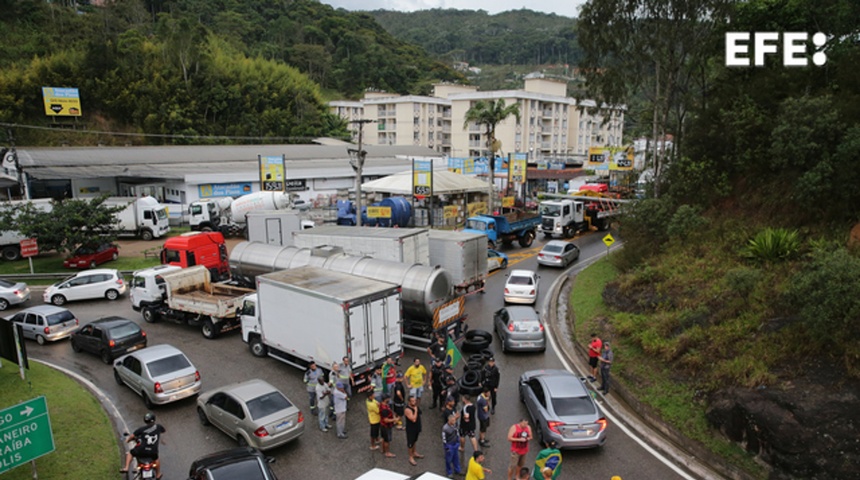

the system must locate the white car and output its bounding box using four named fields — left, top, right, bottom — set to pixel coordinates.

left=503, top=269, right=540, bottom=304
left=43, top=268, right=127, bottom=306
